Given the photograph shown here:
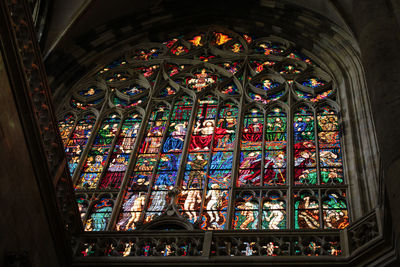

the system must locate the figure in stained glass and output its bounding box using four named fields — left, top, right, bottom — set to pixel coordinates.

left=148, top=121, right=165, bottom=136
left=190, top=120, right=214, bottom=150
left=256, top=79, right=280, bottom=91
left=293, top=117, right=308, bottom=142
left=68, top=156, right=80, bottom=174
left=263, top=200, right=285, bottom=229
left=158, top=154, right=181, bottom=171
left=203, top=187, right=228, bottom=230
left=186, top=69, right=216, bottom=91
left=116, top=192, right=146, bottom=230
left=186, top=154, right=207, bottom=188
left=264, top=151, right=286, bottom=184
left=135, top=155, right=157, bottom=172
left=242, top=117, right=263, bottom=142
left=124, top=194, right=146, bottom=229
left=235, top=202, right=258, bottom=229
left=65, top=28, right=350, bottom=234
left=220, top=62, right=240, bottom=74
left=319, top=150, right=342, bottom=167
left=266, top=118, right=285, bottom=142
left=238, top=151, right=262, bottom=185
left=318, top=115, right=338, bottom=131
left=323, top=193, right=348, bottom=229
left=163, top=123, right=186, bottom=152
left=141, top=137, right=162, bottom=153
left=320, top=169, right=343, bottom=184
left=108, top=155, right=128, bottom=172
left=296, top=196, right=319, bottom=229
left=85, top=198, right=113, bottom=231
left=205, top=185, right=223, bottom=223
left=221, top=84, right=238, bottom=95
left=318, top=131, right=339, bottom=147
left=181, top=190, right=202, bottom=221
left=147, top=186, right=169, bottom=216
